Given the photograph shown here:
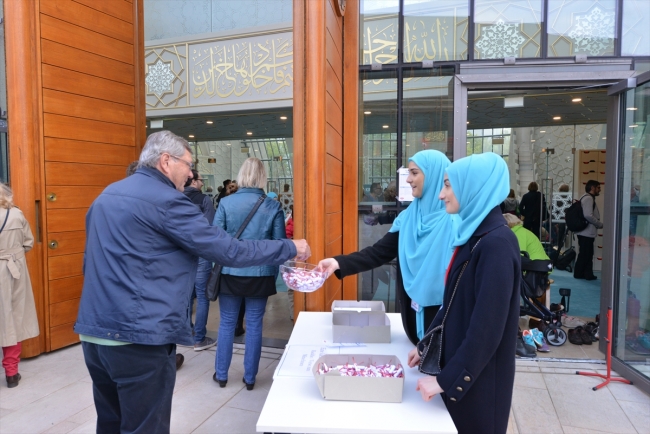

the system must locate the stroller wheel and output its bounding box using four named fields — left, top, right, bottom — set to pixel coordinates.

left=544, top=326, right=567, bottom=346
